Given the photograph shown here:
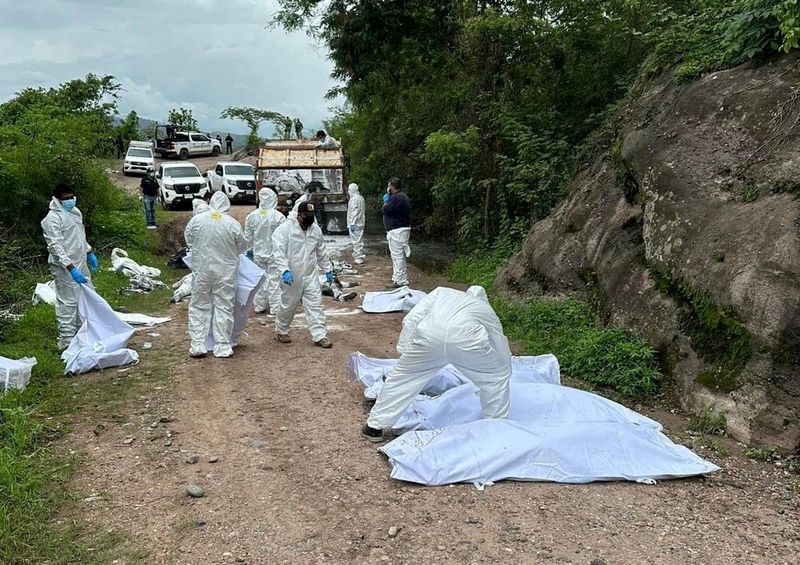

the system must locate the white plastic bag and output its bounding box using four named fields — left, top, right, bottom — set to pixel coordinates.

left=0, top=356, right=37, bottom=392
